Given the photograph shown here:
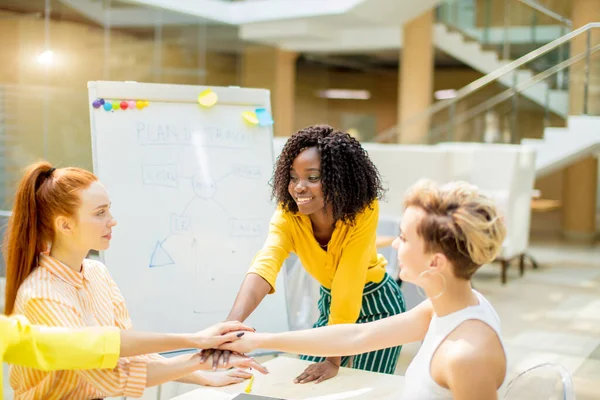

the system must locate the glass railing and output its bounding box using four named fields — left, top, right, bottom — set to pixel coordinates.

left=437, top=0, right=571, bottom=90
left=374, top=23, right=600, bottom=145
left=426, top=47, right=596, bottom=145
